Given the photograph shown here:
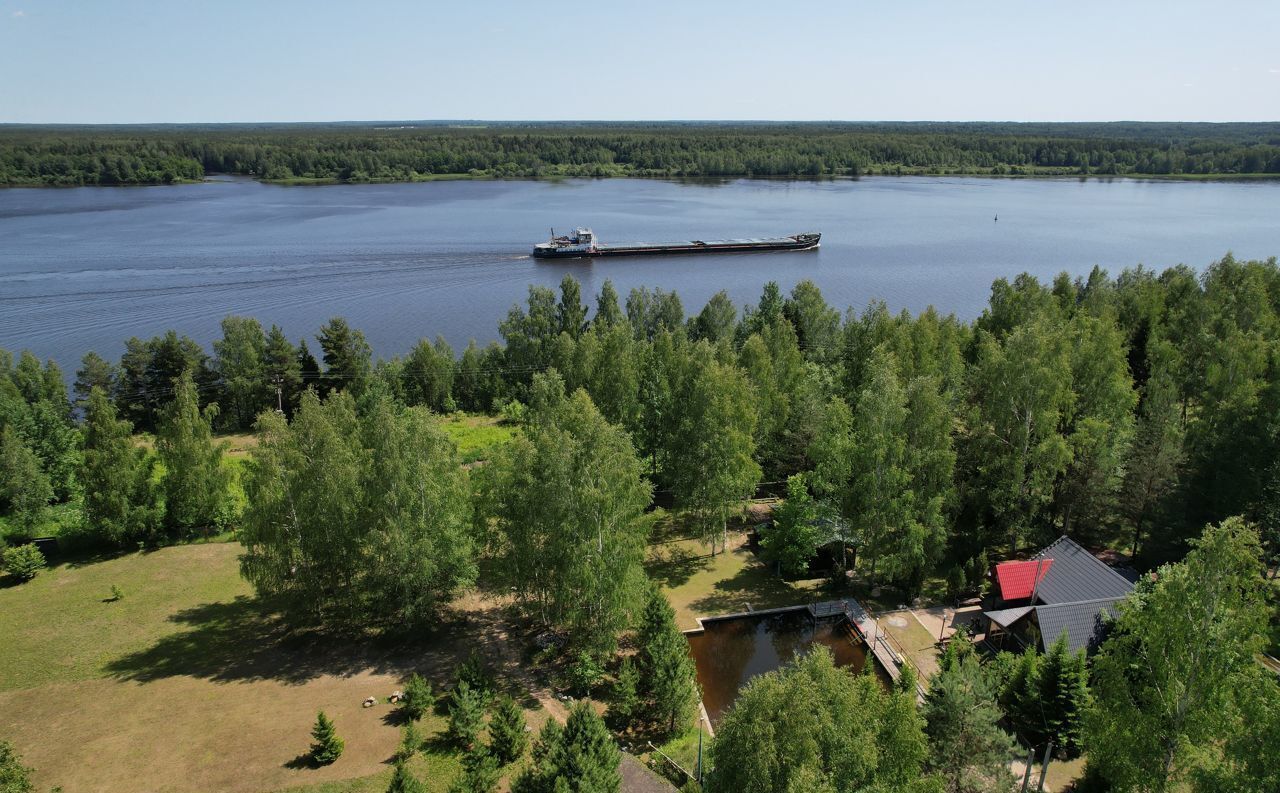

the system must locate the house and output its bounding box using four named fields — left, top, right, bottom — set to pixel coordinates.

left=982, top=536, right=1135, bottom=655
